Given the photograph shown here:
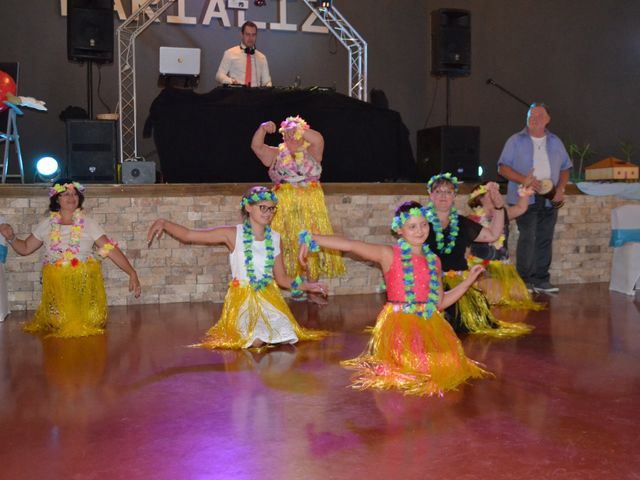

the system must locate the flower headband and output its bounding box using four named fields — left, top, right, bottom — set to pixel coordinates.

left=48, top=181, right=85, bottom=198
left=468, top=184, right=488, bottom=201
left=427, top=173, right=459, bottom=193
left=391, top=206, right=429, bottom=233
left=240, top=189, right=278, bottom=208
left=278, top=115, right=309, bottom=141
